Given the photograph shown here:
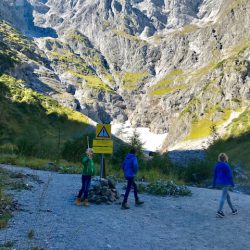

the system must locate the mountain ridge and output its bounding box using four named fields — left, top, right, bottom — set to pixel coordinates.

left=0, top=0, right=249, bottom=151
